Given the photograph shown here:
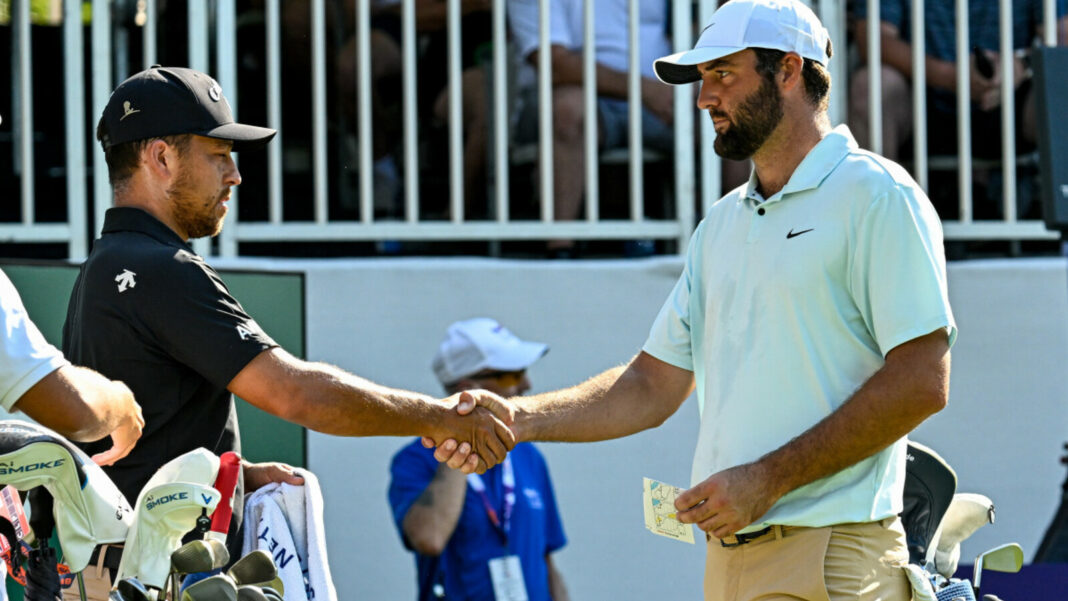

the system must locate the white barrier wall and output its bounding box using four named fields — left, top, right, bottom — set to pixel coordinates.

left=222, top=256, right=1068, bottom=600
